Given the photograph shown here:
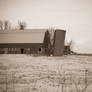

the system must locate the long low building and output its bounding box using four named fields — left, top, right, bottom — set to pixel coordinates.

left=0, top=29, right=66, bottom=55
